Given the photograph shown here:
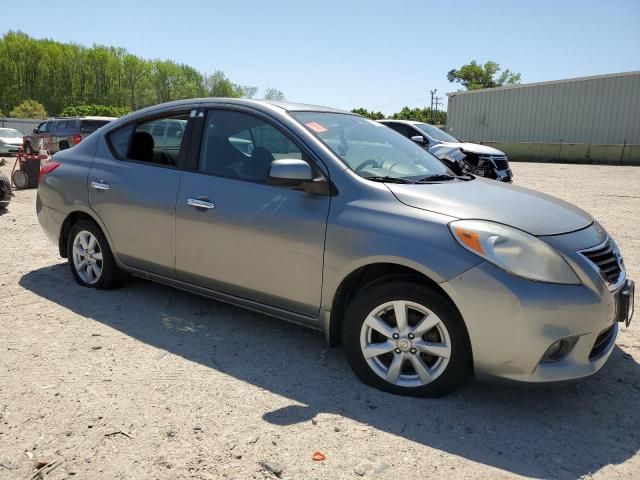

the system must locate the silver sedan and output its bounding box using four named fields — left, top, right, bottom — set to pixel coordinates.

left=36, top=99, right=634, bottom=397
